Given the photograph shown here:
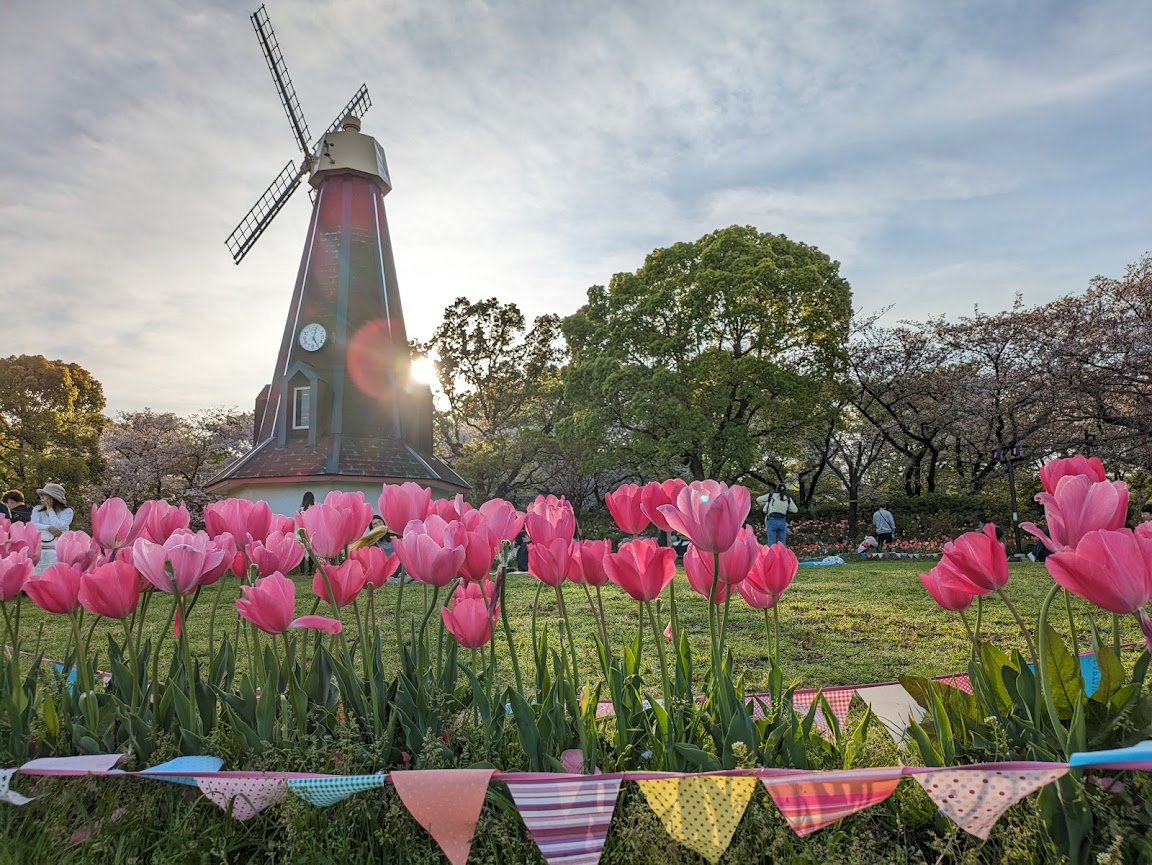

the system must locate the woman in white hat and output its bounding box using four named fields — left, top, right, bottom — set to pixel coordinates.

left=31, top=482, right=74, bottom=573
